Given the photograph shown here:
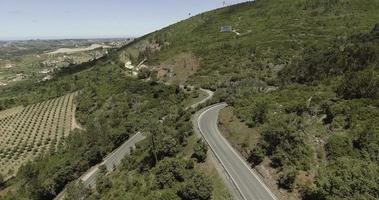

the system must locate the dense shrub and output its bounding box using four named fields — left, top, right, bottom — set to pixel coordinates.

left=280, top=24, right=379, bottom=84
left=312, top=157, right=379, bottom=199
left=261, top=114, right=313, bottom=170
left=177, top=172, right=212, bottom=200
left=353, top=126, right=379, bottom=164
left=248, top=147, right=265, bottom=166
left=96, top=175, right=112, bottom=193
left=325, top=134, right=355, bottom=159
left=278, top=167, right=298, bottom=191
left=154, top=158, right=186, bottom=189
left=248, top=101, right=268, bottom=127
left=64, top=181, right=90, bottom=200
left=192, top=139, right=208, bottom=163
left=337, top=69, right=379, bottom=99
